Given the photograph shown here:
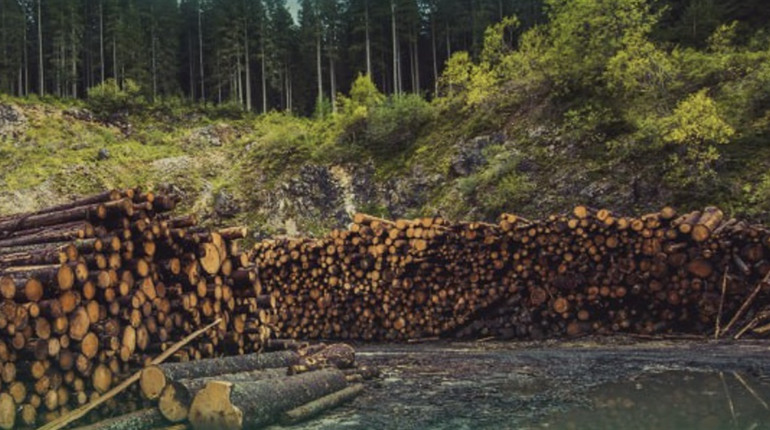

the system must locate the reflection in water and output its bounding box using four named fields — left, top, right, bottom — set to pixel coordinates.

left=540, top=371, right=770, bottom=430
